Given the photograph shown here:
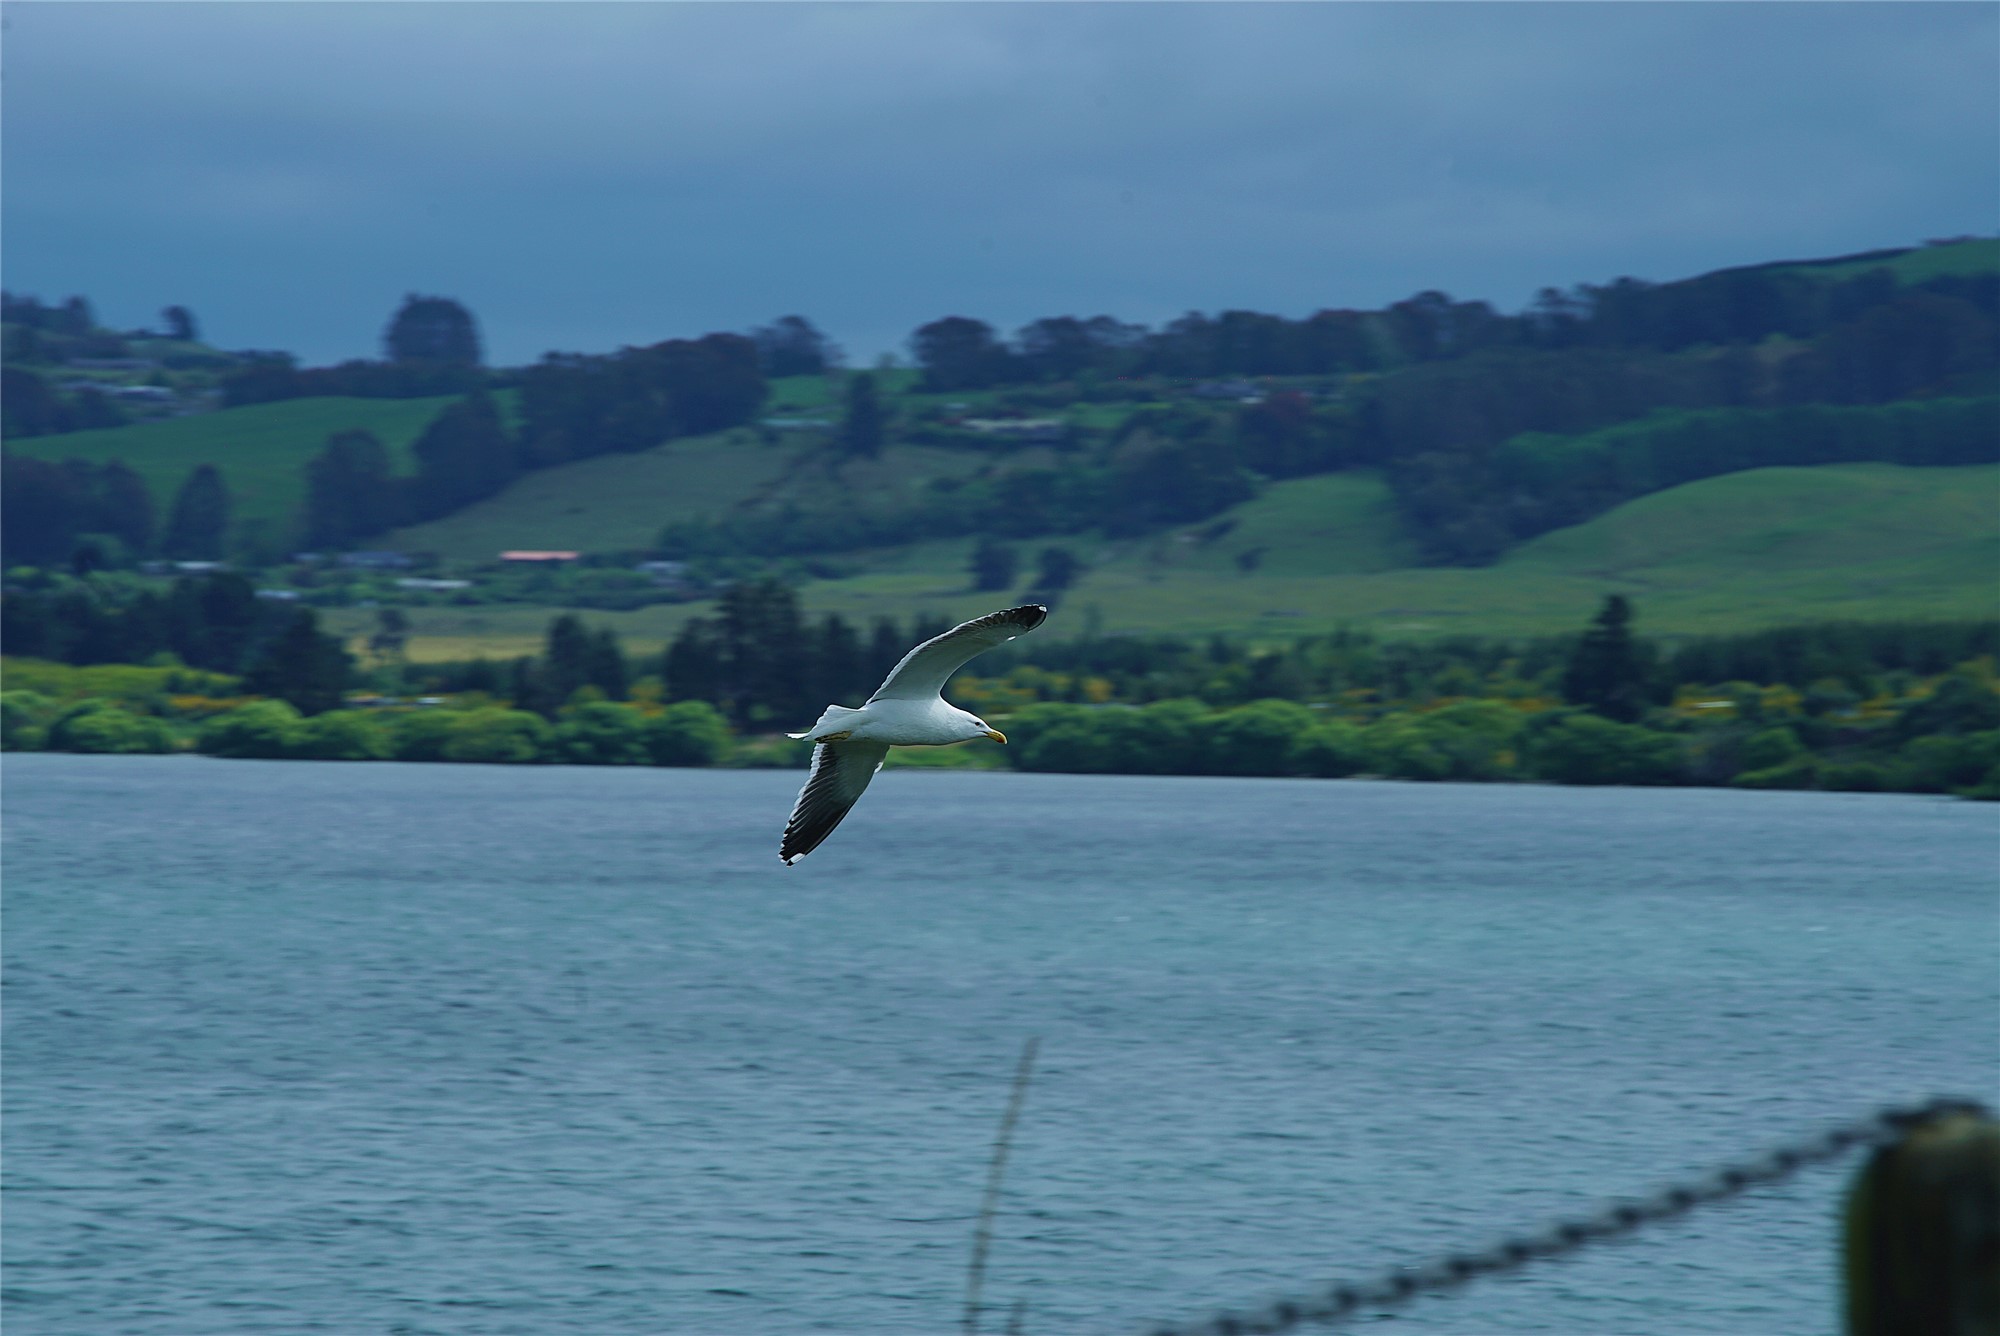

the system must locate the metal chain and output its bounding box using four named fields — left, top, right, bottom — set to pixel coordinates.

left=1142, top=1095, right=1990, bottom=1336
